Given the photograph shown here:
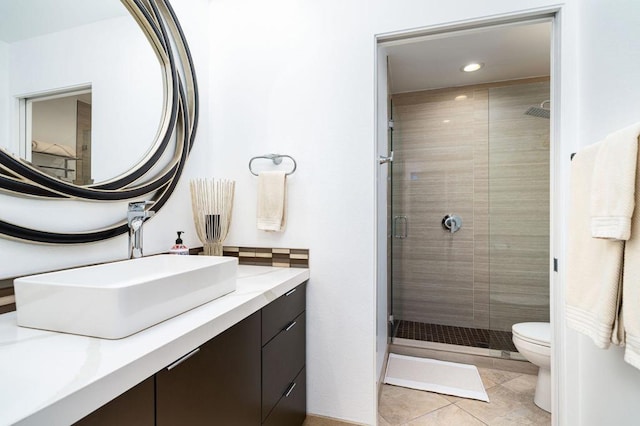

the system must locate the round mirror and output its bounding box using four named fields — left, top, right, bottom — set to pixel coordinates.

left=0, top=0, right=198, bottom=244
left=0, top=0, right=164, bottom=184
